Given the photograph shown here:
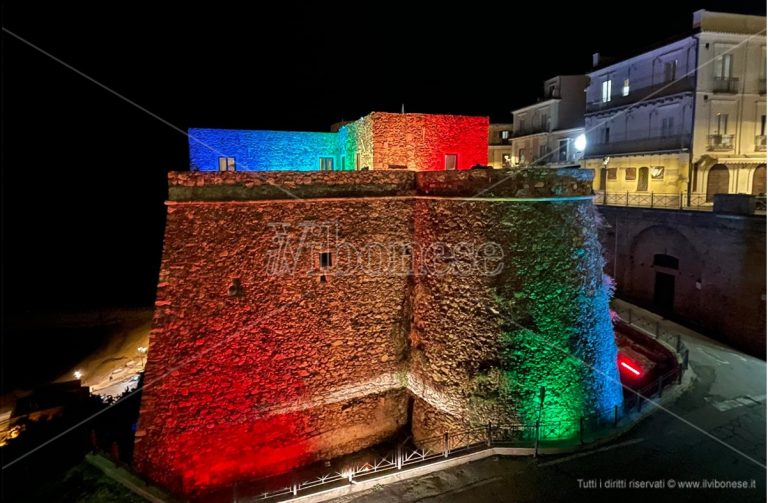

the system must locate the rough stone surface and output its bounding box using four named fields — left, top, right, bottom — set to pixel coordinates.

left=599, top=206, right=766, bottom=356
left=135, top=168, right=620, bottom=496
